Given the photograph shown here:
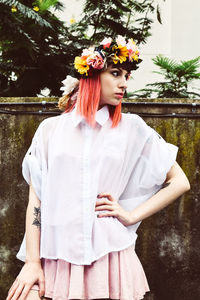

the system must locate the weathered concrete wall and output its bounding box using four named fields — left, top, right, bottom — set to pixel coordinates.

left=0, top=98, right=199, bottom=300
